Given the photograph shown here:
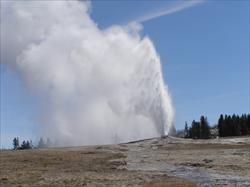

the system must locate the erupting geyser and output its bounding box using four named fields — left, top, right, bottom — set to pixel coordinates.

left=1, top=1, right=174, bottom=146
